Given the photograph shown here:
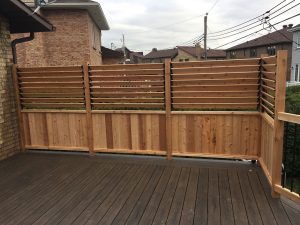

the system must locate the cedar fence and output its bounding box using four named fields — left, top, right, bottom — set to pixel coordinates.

left=12, top=50, right=299, bottom=203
